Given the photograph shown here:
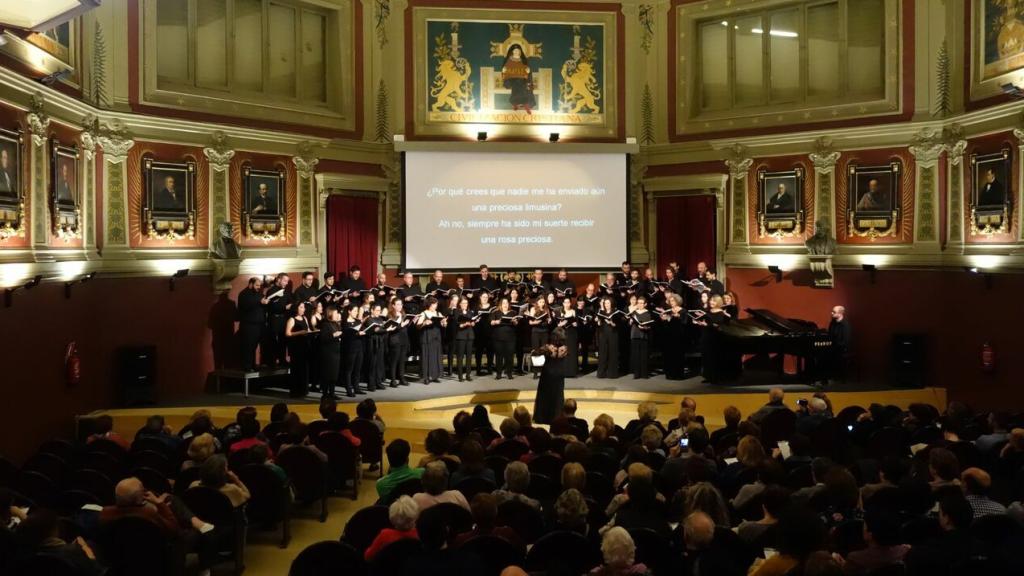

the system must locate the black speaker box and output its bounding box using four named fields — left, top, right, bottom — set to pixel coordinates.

left=117, top=346, right=156, bottom=406
left=890, top=333, right=925, bottom=388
